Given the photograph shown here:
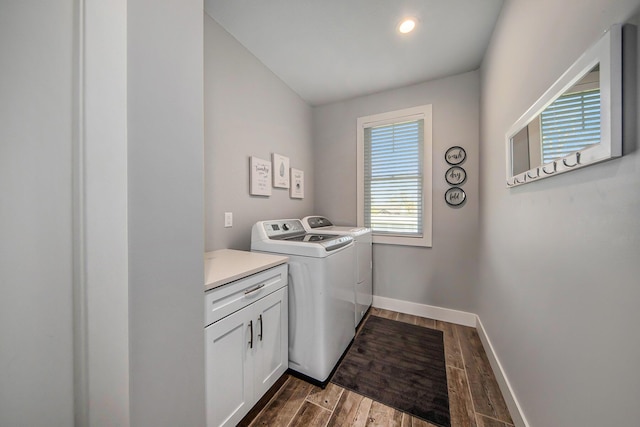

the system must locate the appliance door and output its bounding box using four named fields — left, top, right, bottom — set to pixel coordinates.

left=322, top=245, right=356, bottom=376
left=287, top=245, right=356, bottom=382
